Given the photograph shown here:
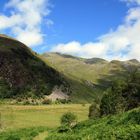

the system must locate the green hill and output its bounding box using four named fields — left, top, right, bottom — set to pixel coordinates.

left=0, top=35, right=67, bottom=98
left=46, top=107, right=140, bottom=140
left=42, top=52, right=140, bottom=103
